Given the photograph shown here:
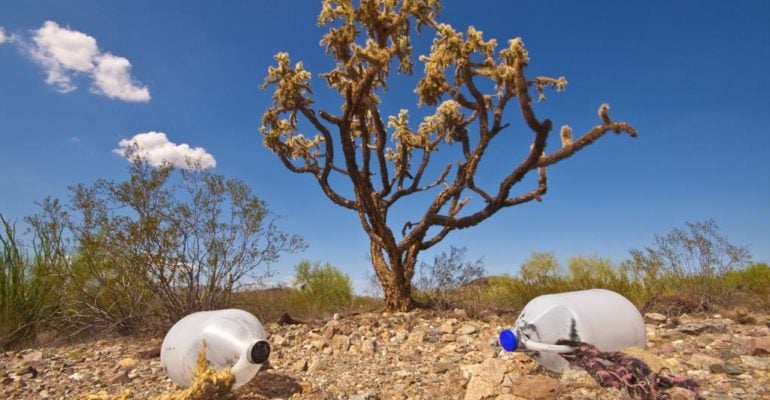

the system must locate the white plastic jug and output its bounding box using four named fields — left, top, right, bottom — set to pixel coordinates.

left=499, top=289, right=646, bottom=372
left=160, top=309, right=270, bottom=388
